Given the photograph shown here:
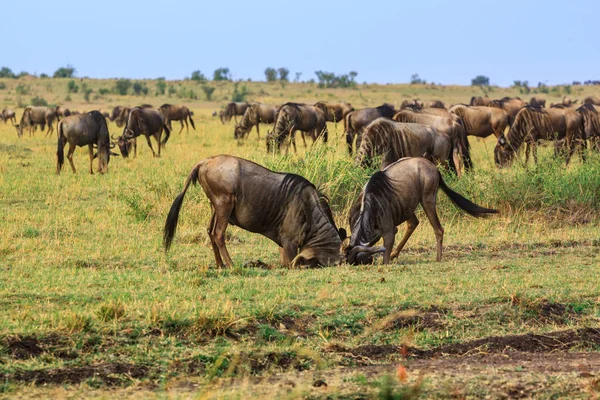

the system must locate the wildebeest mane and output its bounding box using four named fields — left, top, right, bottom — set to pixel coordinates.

left=577, top=103, right=600, bottom=139
left=356, top=171, right=395, bottom=245
left=375, top=104, right=396, bottom=116
left=550, top=103, right=570, bottom=109
left=505, top=105, right=553, bottom=152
